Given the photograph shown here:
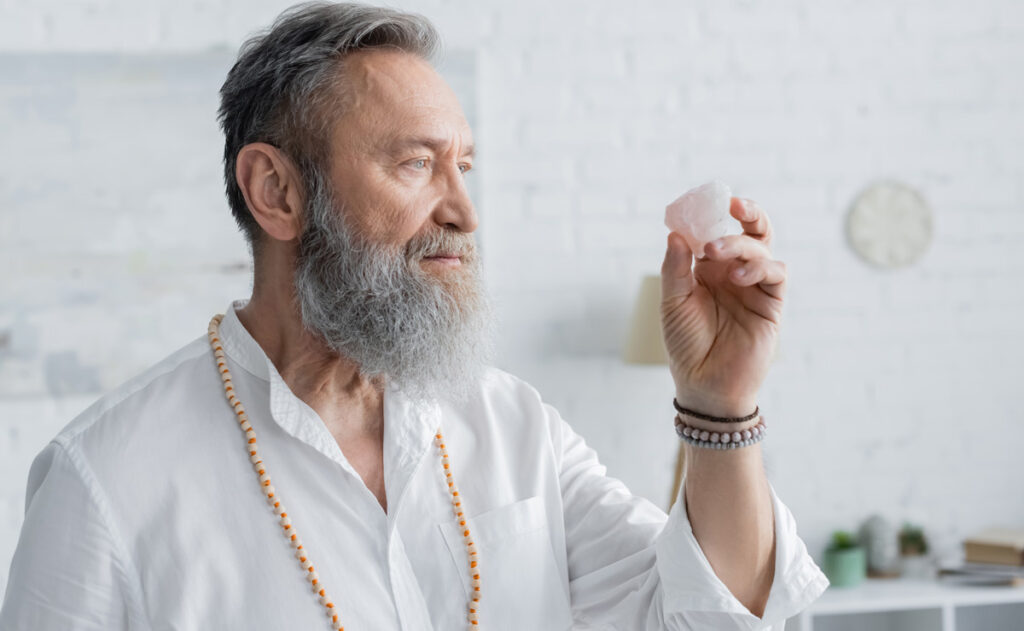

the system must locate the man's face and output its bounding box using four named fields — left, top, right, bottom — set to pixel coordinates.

left=325, top=48, right=478, bottom=265
left=291, top=49, right=494, bottom=404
